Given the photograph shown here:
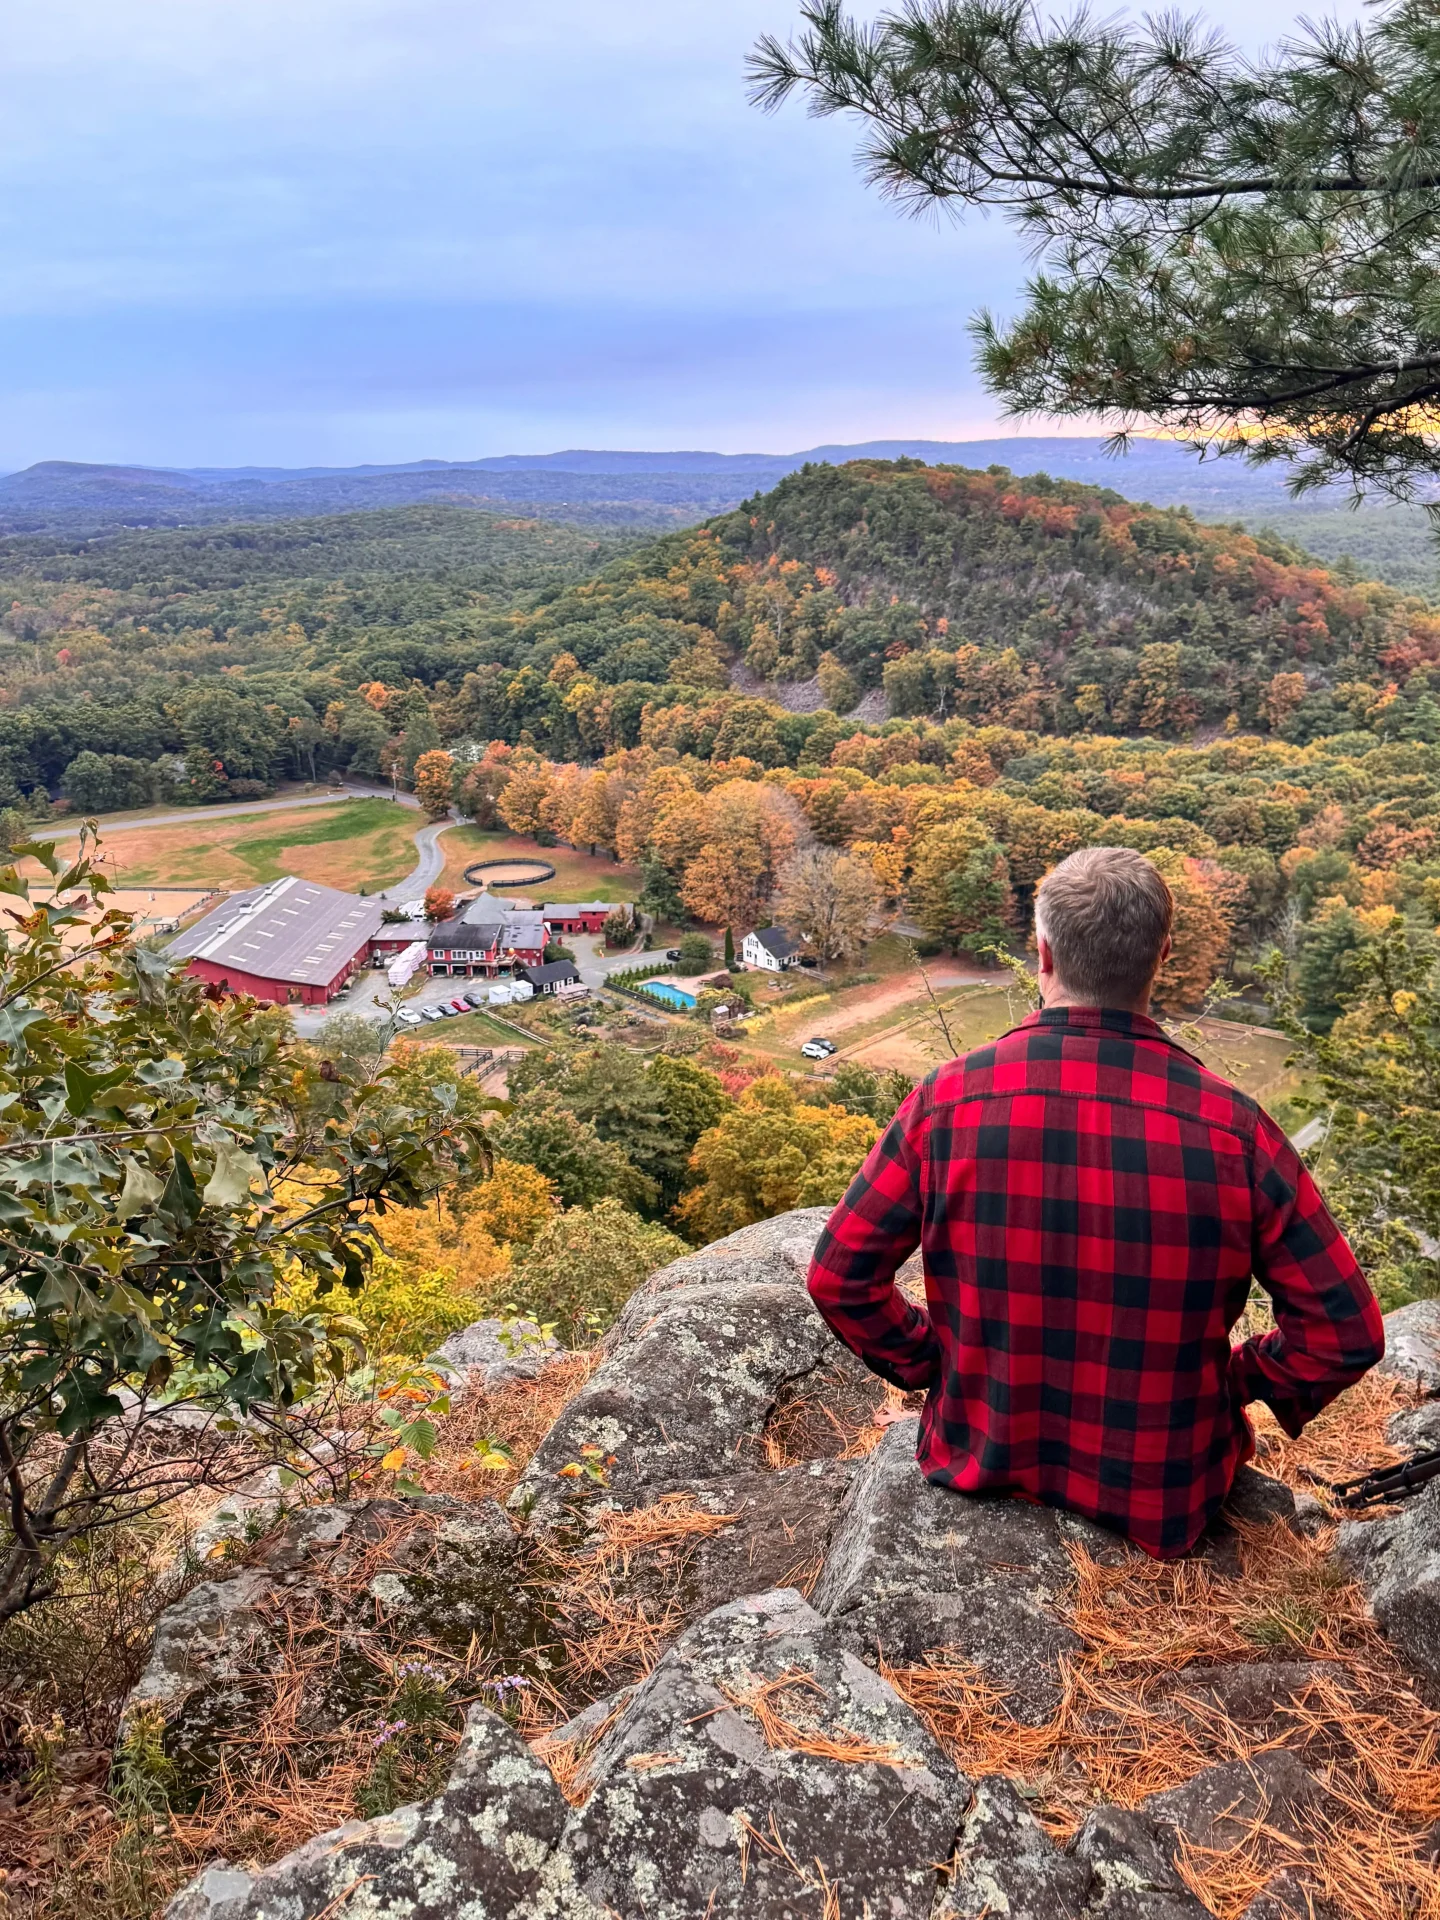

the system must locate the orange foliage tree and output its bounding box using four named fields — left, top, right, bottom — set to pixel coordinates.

left=413, top=748, right=455, bottom=820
